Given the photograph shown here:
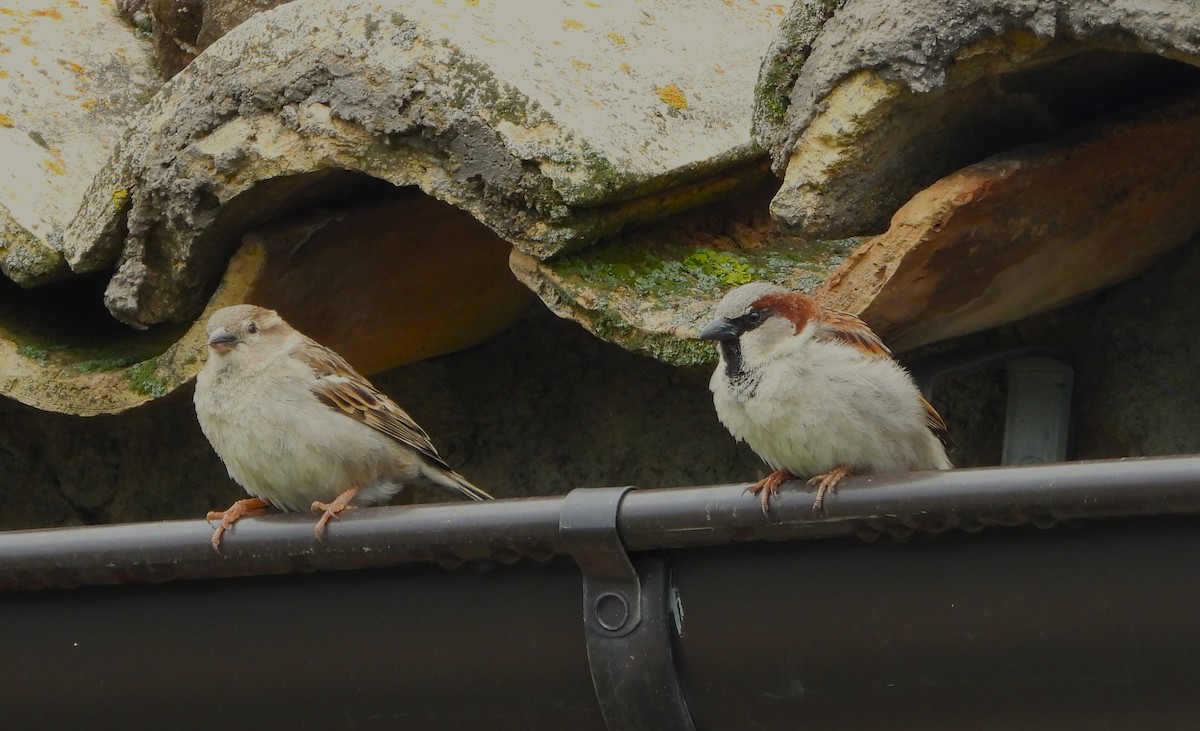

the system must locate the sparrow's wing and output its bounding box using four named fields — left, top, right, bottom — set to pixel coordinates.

left=292, top=340, right=453, bottom=471
left=919, top=395, right=956, bottom=452
left=812, top=308, right=892, bottom=357
left=817, top=308, right=955, bottom=451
